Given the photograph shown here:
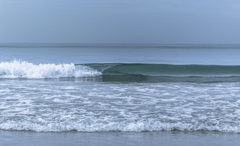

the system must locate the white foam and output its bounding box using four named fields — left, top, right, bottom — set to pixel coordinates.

left=1, top=120, right=240, bottom=133
left=0, top=60, right=101, bottom=78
